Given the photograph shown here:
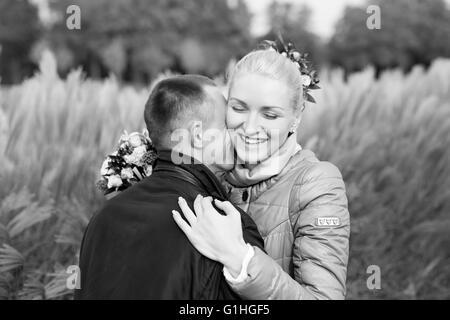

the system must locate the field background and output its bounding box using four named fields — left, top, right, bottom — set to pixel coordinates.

left=1, top=51, right=449, bottom=299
